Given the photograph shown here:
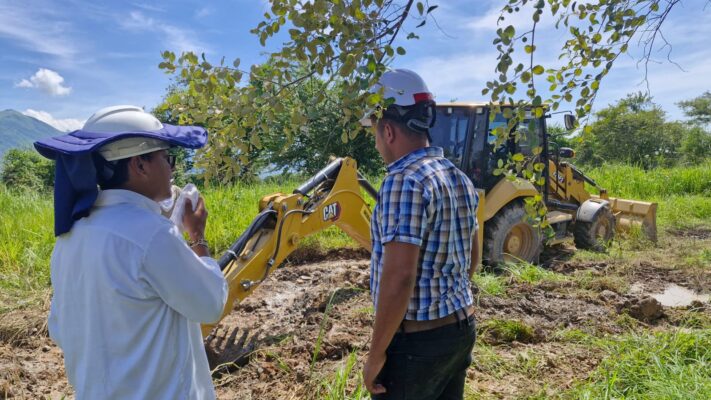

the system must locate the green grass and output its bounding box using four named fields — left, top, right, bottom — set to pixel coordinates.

left=585, top=163, right=711, bottom=229
left=480, top=318, right=537, bottom=343
left=564, top=330, right=711, bottom=399
left=316, top=352, right=368, bottom=400
left=0, top=186, right=54, bottom=311
left=0, top=180, right=363, bottom=311
left=550, top=328, right=596, bottom=344
left=572, top=270, right=629, bottom=293
left=471, top=271, right=508, bottom=297
left=587, top=162, right=711, bottom=199
left=2, top=162, right=707, bottom=305
left=503, top=262, right=567, bottom=285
